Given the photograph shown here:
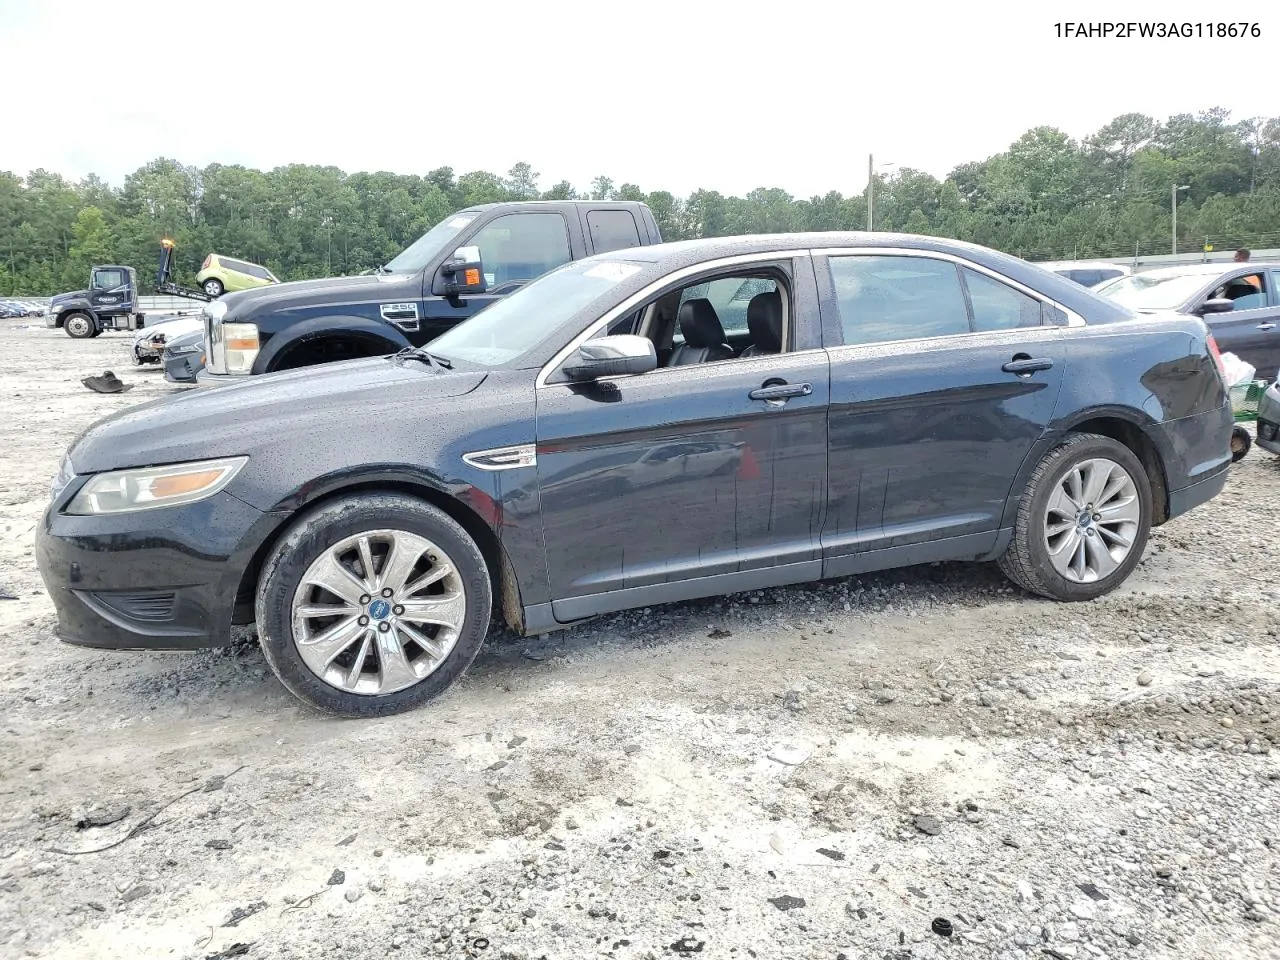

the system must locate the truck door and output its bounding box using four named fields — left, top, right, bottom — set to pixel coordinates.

left=88, top=267, right=130, bottom=320
left=419, top=211, right=578, bottom=341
